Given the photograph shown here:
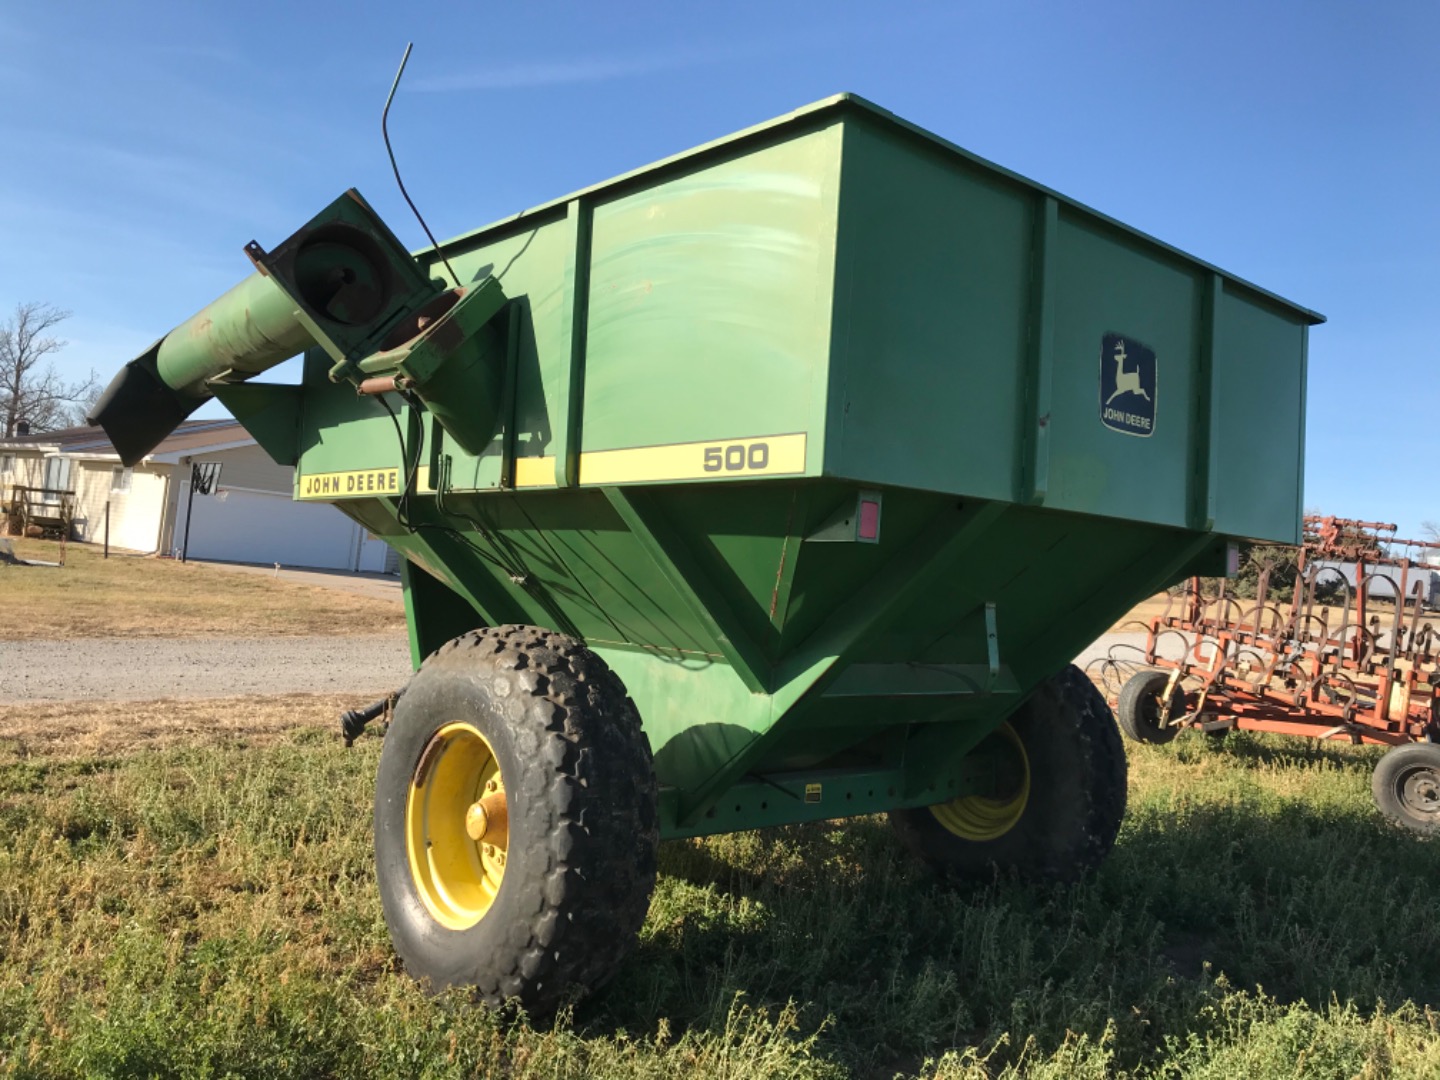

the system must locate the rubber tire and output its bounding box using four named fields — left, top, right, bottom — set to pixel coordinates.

left=889, top=664, right=1128, bottom=882
left=1116, top=669, right=1182, bottom=745
left=1371, top=742, right=1440, bottom=835
left=374, top=625, right=659, bottom=1013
